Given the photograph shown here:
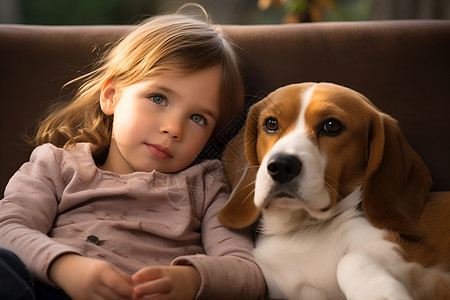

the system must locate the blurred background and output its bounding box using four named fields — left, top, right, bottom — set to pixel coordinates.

left=1, top=0, right=450, bottom=25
